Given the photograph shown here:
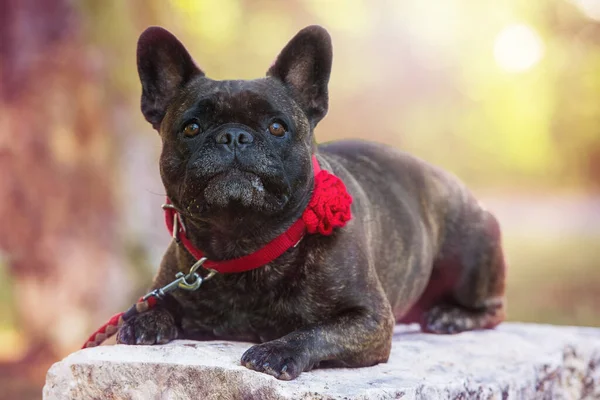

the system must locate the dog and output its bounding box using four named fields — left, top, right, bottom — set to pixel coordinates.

left=116, top=25, right=507, bottom=381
